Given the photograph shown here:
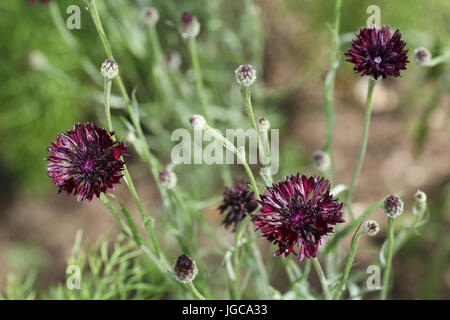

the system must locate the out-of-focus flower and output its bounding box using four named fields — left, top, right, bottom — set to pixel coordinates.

left=166, top=51, right=182, bottom=70
left=345, top=25, right=409, bottom=80
left=258, top=117, right=270, bottom=131
left=159, top=168, right=177, bottom=189
left=45, top=123, right=127, bottom=202
left=414, top=189, right=427, bottom=204
left=363, top=220, right=380, bottom=236
left=313, top=151, right=331, bottom=172
left=235, top=64, right=257, bottom=87
left=173, top=254, right=198, bottom=283
left=382, top=195, right=404, bottom=219
left=141, top=7, right=159, bottom=26
left=413, top=47, right=432, bottom=66
left=189, top=114, right=206, bottom=130
left=413, top=189, right=427, bottom=215
left=179, top=12, right=200, bottom=39
left=253, top=174, right=344, bottom=260
left=218, top=179, right=258, bottom=231
left=101, top=59, right=119, bottom=80
left=27, top=51, right=48, bottom=70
